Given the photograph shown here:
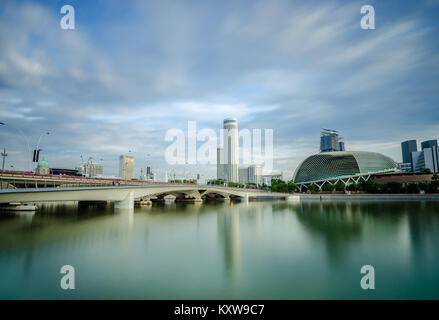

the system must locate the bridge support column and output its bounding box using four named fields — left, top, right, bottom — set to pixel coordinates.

left=135, top=197, right=152, bottom=206
left=115, top=191, right=134, bottom=209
